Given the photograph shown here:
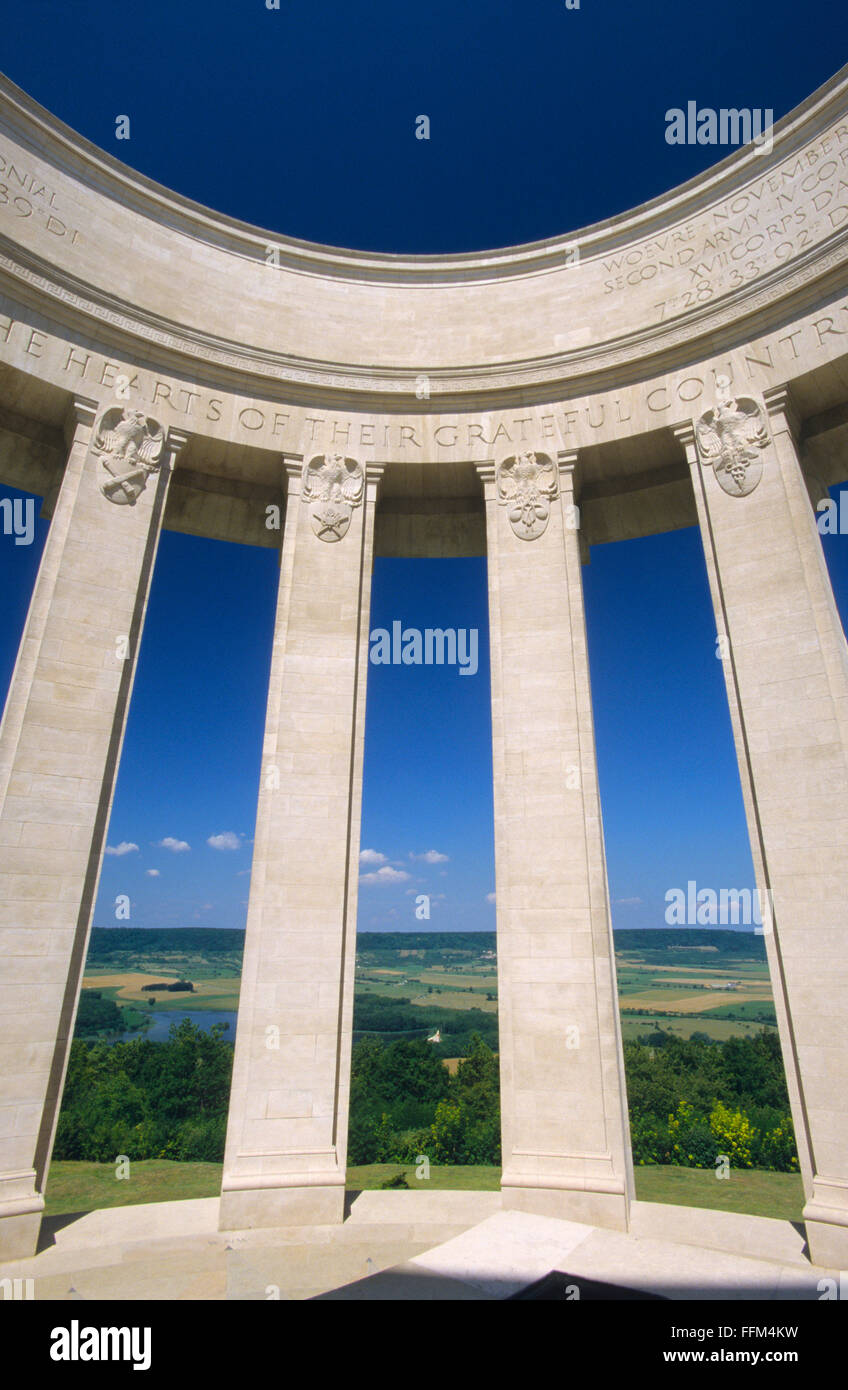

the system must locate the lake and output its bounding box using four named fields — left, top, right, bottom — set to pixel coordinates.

left=118, top=1009, right=238, bottom=1043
